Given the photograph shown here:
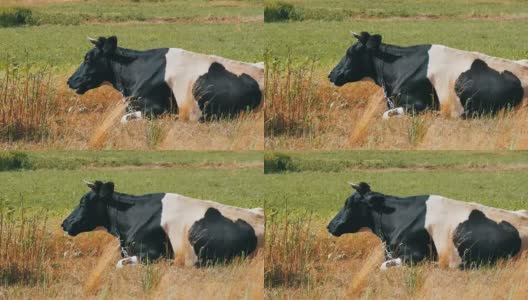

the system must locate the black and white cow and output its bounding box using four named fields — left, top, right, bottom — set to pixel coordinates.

left=328, top=32, right=528, bottom=118
left=327, top=182, right=528, bottom=269
left=67, top=36, right=264, bottom=122
left=61, top=180, right=264, bottom=268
